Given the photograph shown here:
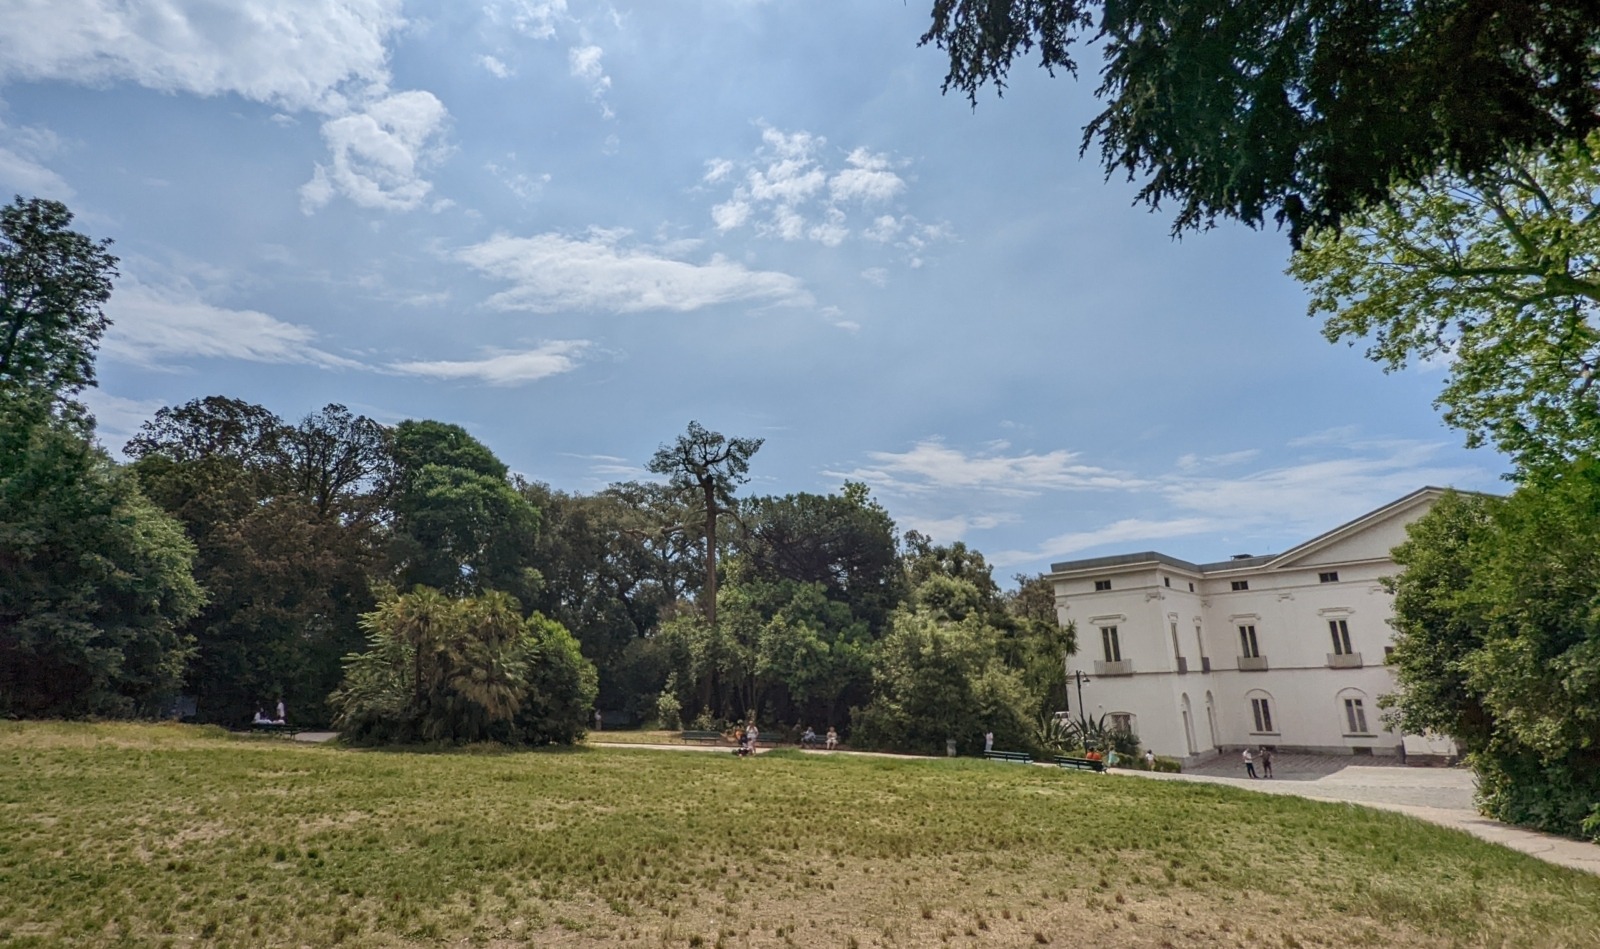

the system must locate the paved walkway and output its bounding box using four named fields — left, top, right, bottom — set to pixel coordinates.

left=1116, top=753, right=1600, bottom=876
